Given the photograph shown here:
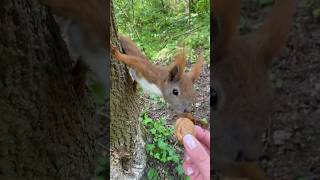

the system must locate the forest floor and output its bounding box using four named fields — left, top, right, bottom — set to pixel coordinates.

left=240, top=0, right=320, bottom=179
